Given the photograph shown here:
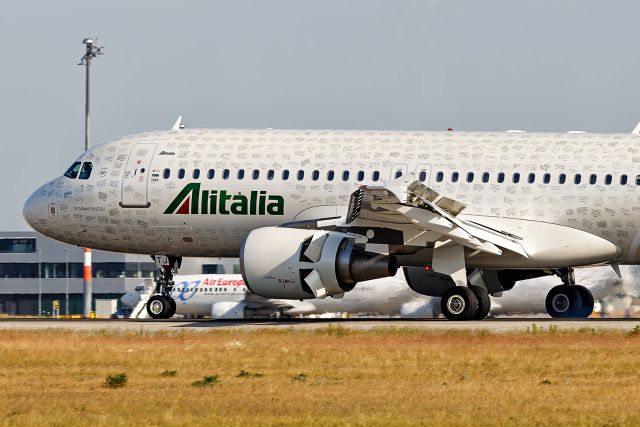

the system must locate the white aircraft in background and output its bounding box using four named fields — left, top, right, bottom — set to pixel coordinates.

left=120, top=272, right=425, bottom=319
left=120, top=266, right=634, bottom=319
left=23, top=121, right=640, bottom=321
